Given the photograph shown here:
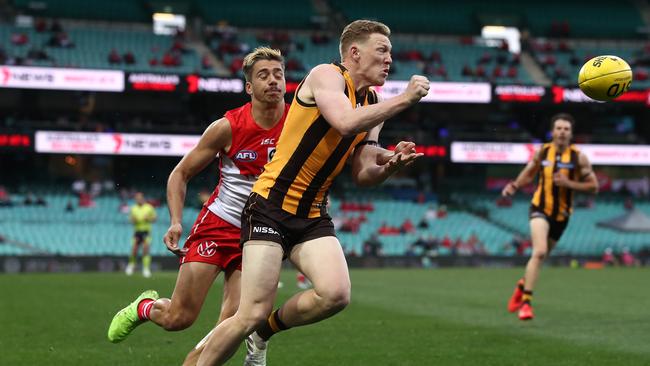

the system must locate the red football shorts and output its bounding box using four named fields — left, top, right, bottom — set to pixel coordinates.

left=180, top=207, right=242, bottom=271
